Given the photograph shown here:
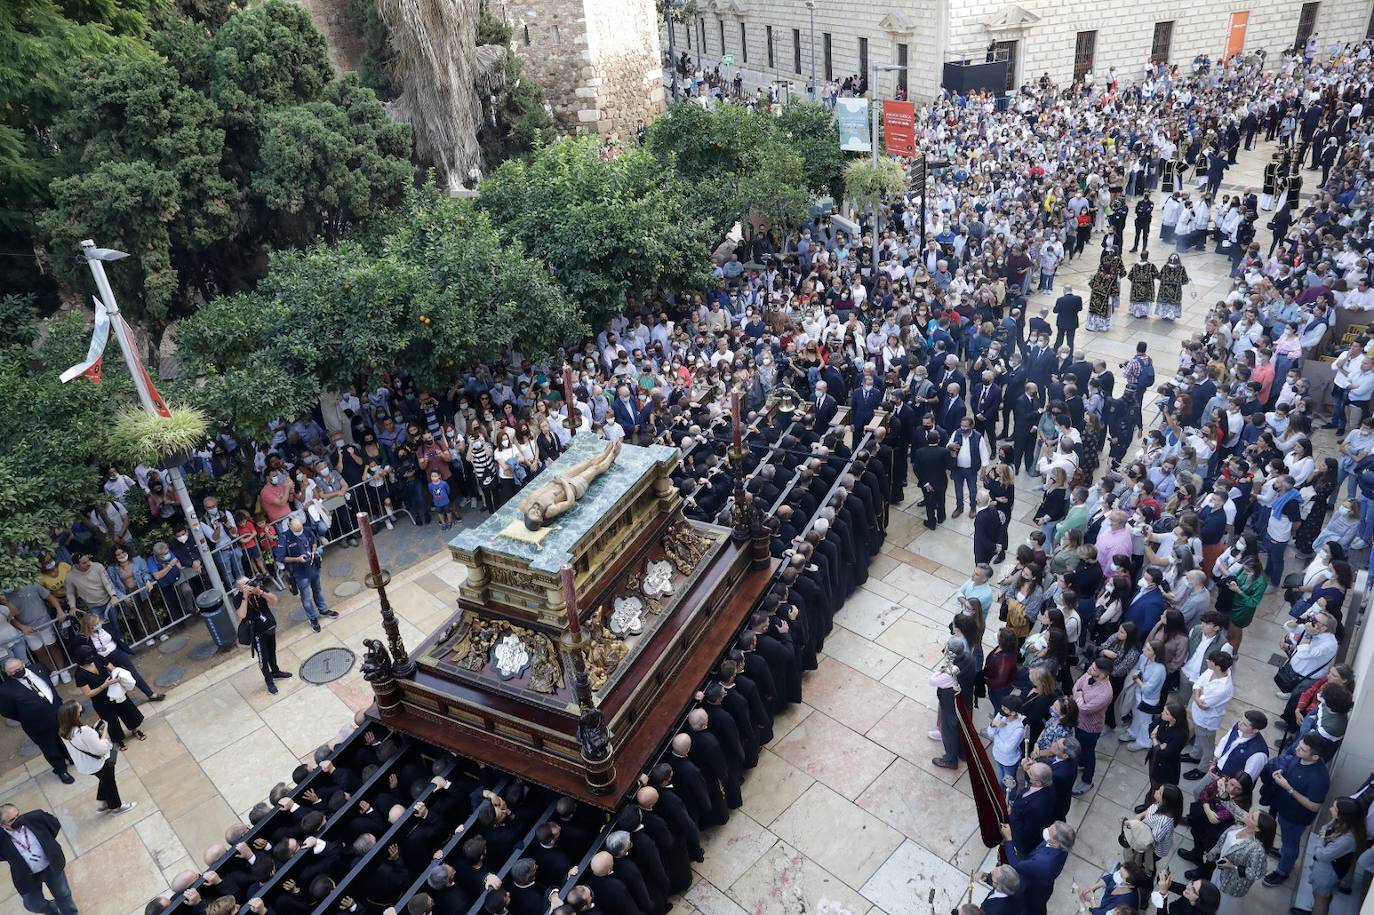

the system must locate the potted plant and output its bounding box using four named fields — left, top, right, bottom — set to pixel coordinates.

left=106, top=406, right=210, bottom=471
